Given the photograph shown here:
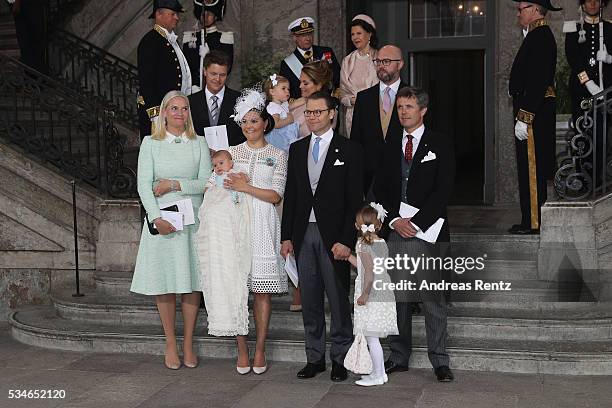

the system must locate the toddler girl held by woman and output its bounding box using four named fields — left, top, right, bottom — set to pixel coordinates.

left=263, top=74, right=300, bottom=152
left=347, top=203, right=398, bottom=386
